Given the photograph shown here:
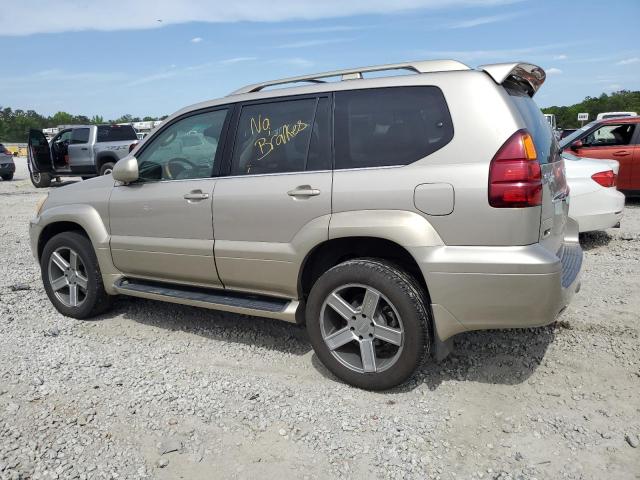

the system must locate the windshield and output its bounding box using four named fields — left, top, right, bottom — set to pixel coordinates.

left=558, top=121, right=597, bottom=148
